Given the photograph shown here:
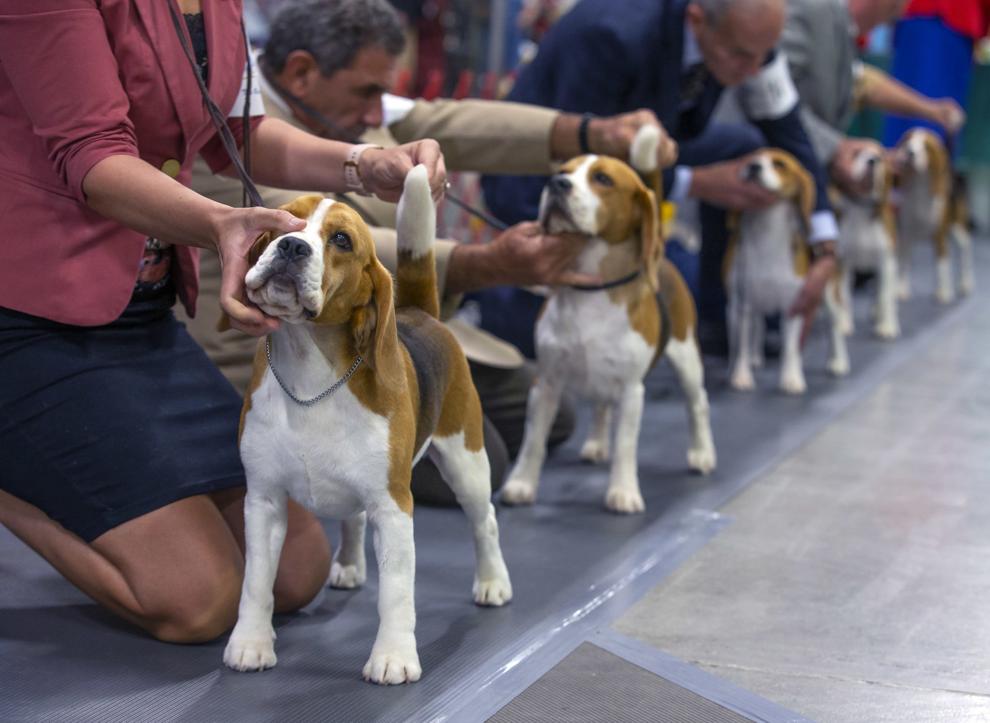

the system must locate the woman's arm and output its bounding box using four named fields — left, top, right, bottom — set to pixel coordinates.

left=84, top=154, right=306, bottom=335
left=236, top=117, right=447, bottom=202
